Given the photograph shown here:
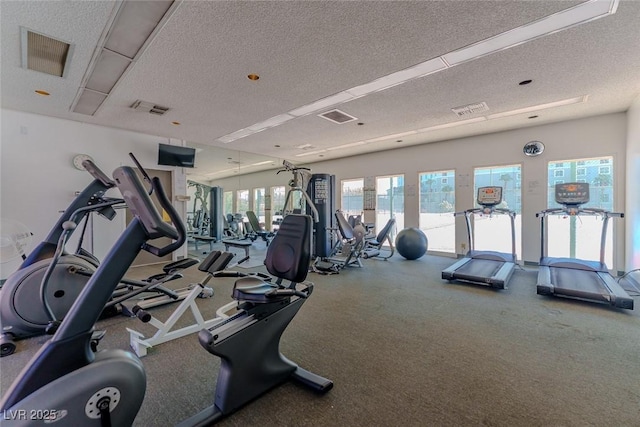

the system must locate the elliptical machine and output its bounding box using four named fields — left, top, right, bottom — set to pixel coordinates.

left=0, top=163, right=332, bottom=426
left=0, top=159, right=196, bottom=357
